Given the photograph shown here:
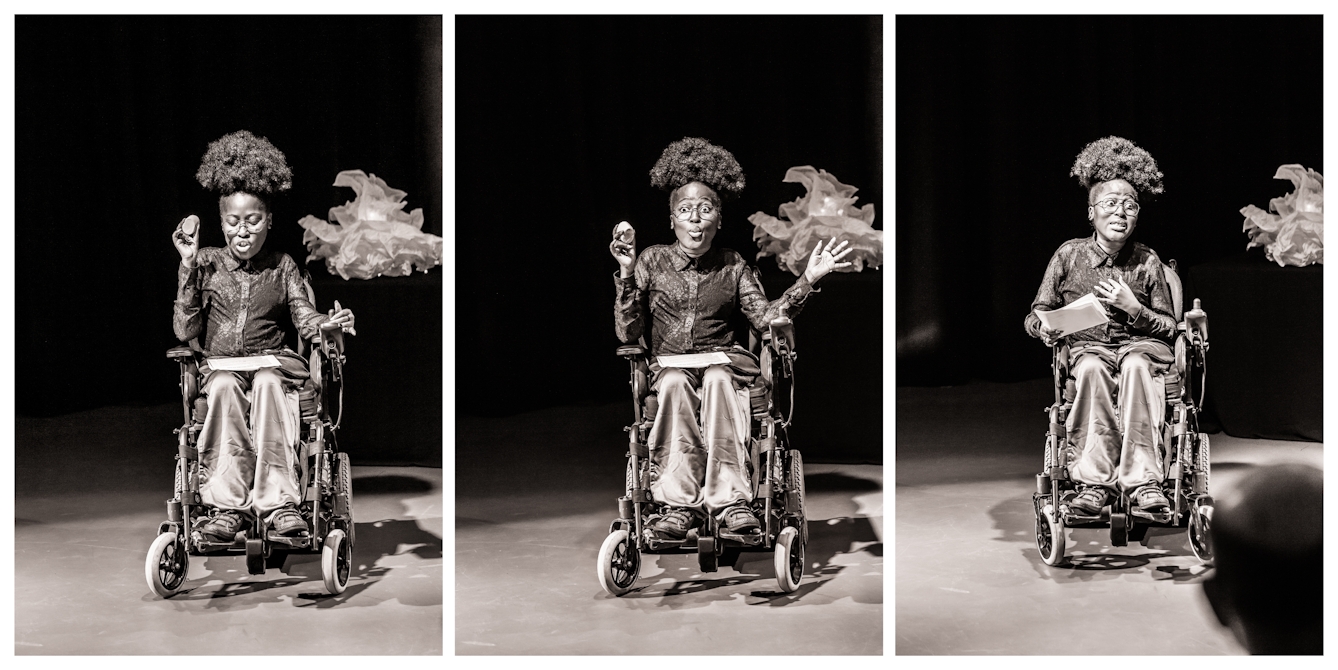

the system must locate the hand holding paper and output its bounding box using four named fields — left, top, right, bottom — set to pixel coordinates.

left=1034, top=293, right=1109, bottom=339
